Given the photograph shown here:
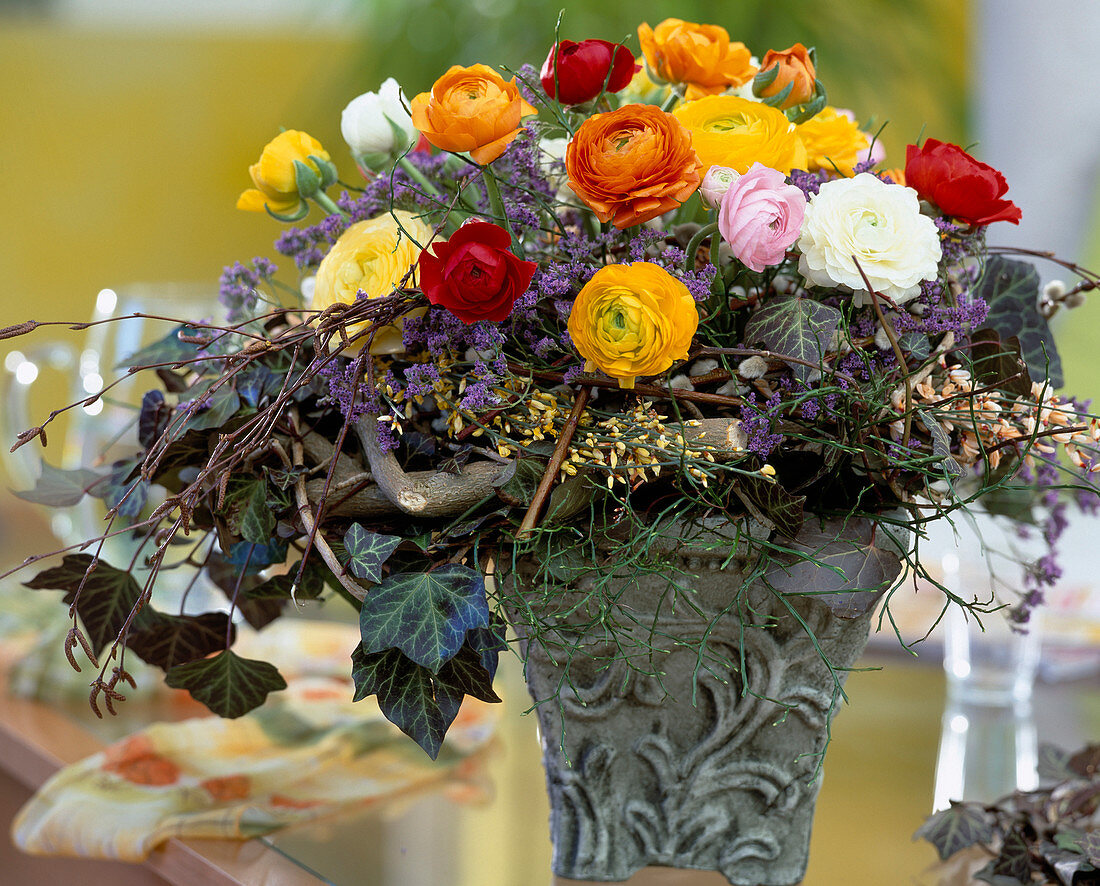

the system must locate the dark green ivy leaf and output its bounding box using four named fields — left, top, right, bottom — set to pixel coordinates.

left=492, top=456, right=546, bottom=507
left=24, top=554, right=152, bottom=655
left=986, top=827, right=1036, bottom=884
left=764, top=517, right=907, bottom=618
left=89, top=458, right=147, bottom=519
left=222, top=478, right=276, bottom=546
left=914, top=800, right=997, bottom=862
left=544, top=473, right=594, bottom=526
left=179, top=385, right=242, bottom=433
left=165, top=649, right=286, bottom=718
left=14, top=461, right=105, bottom=507
left=351, top=641, right=500, bottom=759
left=358, top=565, right=490, bottom=673
left=343, top=524, right=402, bottom=583
left=743, top=296, right=842, bottom=385
left=976, top=256, right=1063, bottom=386
left=128, top=612, right=235, bottom=671
left=114, top=324, right=205, bottom=371
left=138, top=390, right=170, bottom=448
